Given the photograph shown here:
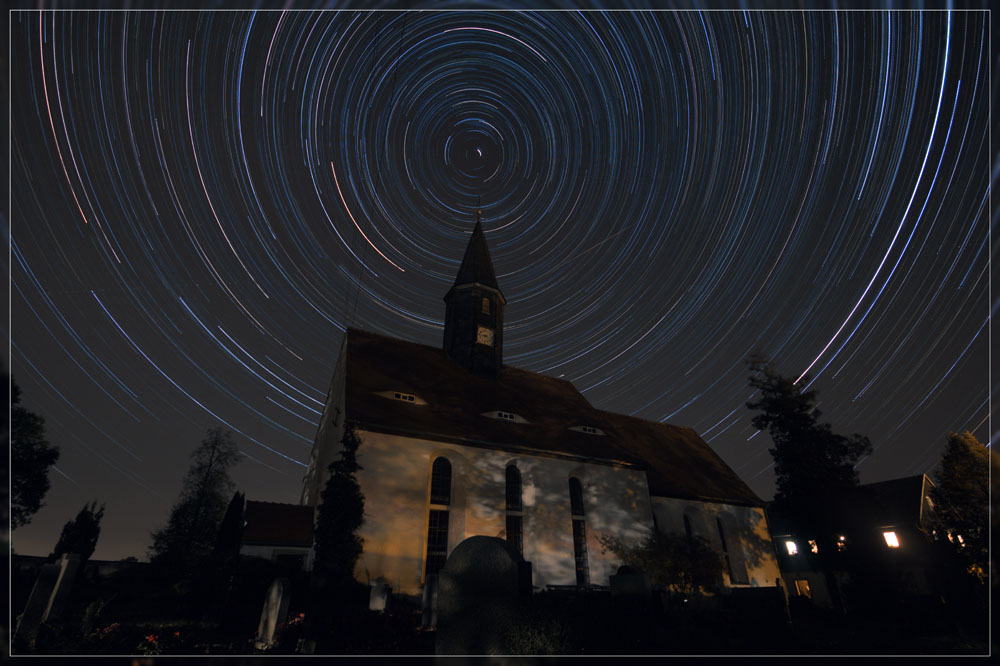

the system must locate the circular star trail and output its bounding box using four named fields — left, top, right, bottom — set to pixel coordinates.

left=10, top=9, right=991, bottom=559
